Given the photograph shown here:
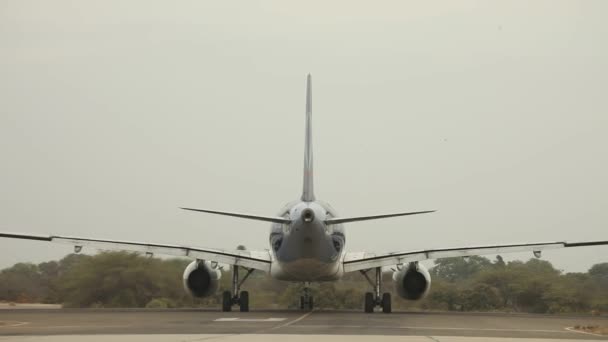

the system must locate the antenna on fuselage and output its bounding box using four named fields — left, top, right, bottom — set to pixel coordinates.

left=301, top=74, right=315, bottom=202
